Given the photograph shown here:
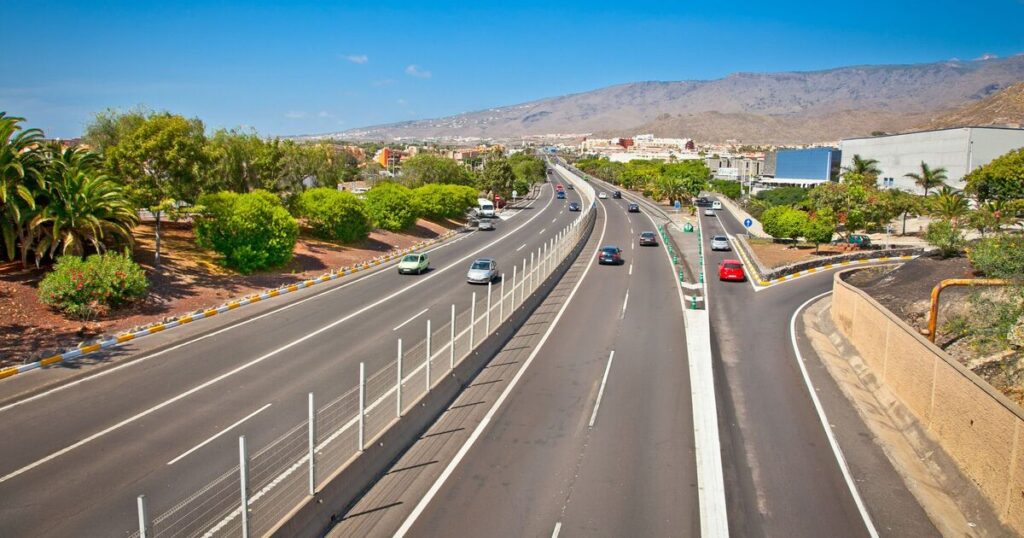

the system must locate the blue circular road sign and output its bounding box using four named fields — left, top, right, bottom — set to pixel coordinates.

left=744, top=218, right=753, bottom=228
